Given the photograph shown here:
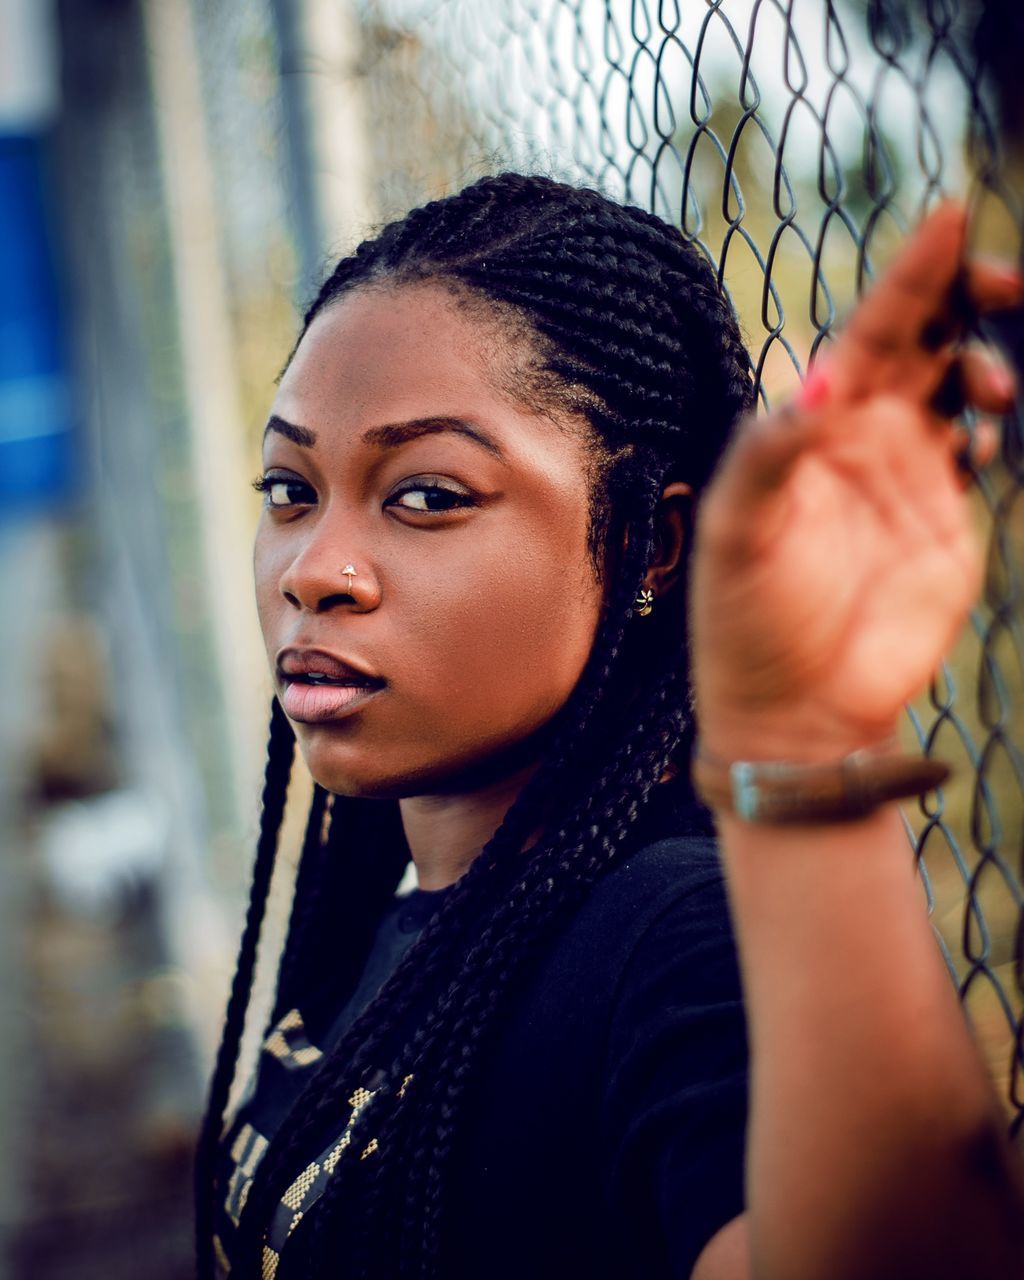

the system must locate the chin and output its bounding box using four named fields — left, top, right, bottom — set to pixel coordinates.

left=294, top=722, right=549, bottom=800
left=294, top=729, right=458, bottom=800
left=295, top=739, right=405, bottom=799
